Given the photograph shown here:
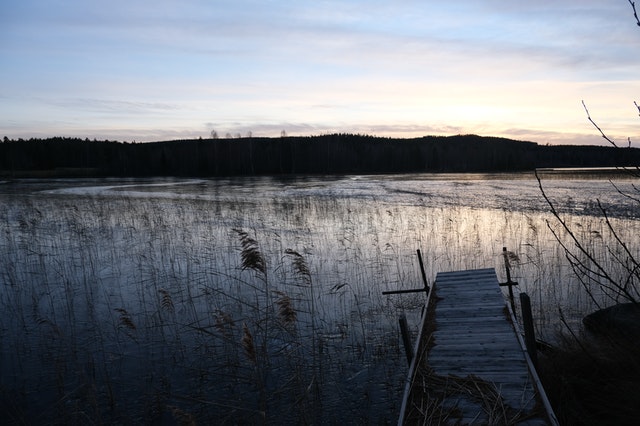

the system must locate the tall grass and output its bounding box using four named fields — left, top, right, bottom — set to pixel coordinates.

left=0, top=176, right=637, bottom=423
